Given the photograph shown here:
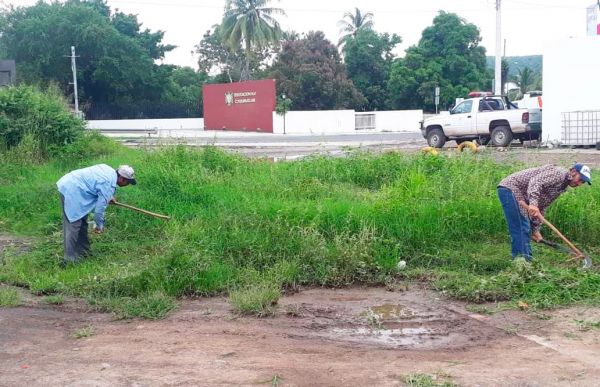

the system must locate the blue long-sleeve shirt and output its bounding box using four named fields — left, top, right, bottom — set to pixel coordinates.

left=57, top=164, right=117, bottom=229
